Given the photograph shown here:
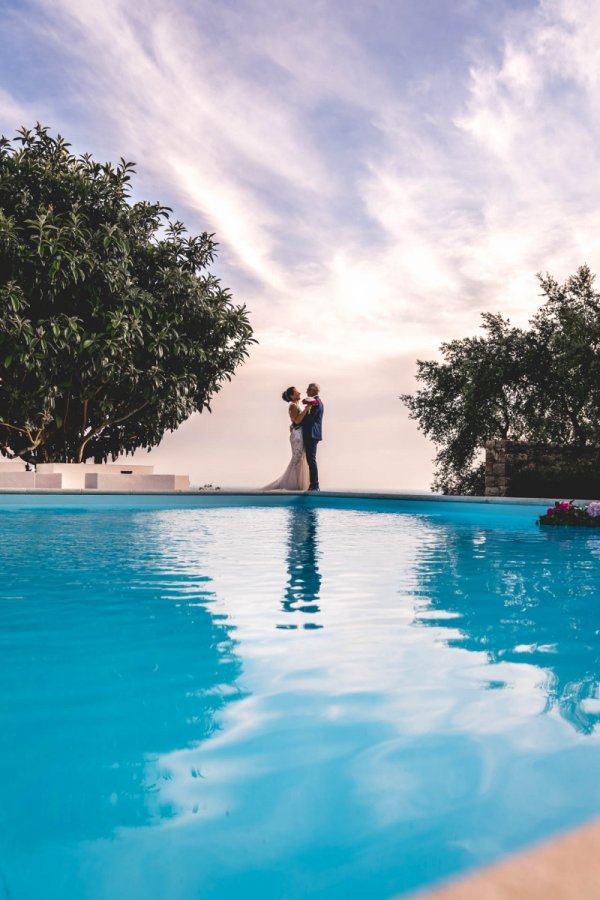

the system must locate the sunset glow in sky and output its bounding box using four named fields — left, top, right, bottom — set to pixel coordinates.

left=2, top=0, right=600, bottom=488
